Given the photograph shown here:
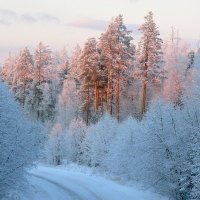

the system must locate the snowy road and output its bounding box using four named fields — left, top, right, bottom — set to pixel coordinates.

left=25, top=166, right=167, bottom=200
